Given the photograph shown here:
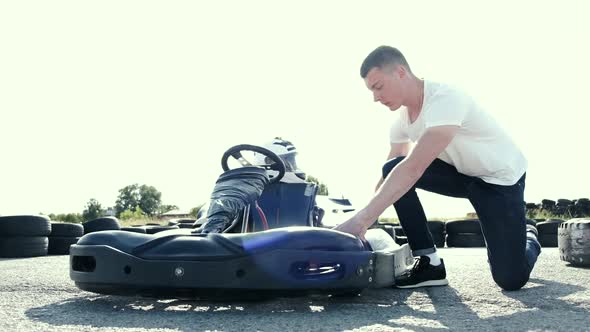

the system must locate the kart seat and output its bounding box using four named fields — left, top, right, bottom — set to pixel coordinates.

left=249, top=182, right=318, bottom=231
